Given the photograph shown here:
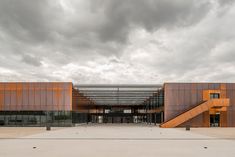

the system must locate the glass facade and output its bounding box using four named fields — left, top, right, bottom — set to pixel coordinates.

left=72, top=84, right=164, bottom=125
left=0, top=111, right=72, bottom=126
left=145, top=89, right=164, bottom=124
